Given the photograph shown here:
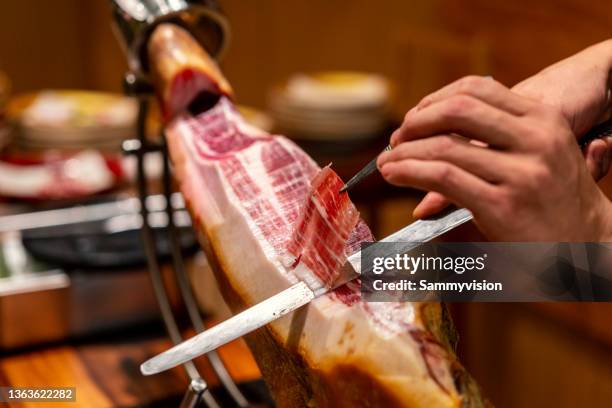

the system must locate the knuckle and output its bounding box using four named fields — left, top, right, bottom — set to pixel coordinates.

left=417, top=96, right=431, bottom=108
left=526, top=126, right=552, bottom=150
left=547, top=132, right=567, bottom=151
left=443, top=95, right=475, bottom=120
left=524, top=164, right=551, bottom=189
left=390, top=128, right=404, bottom=146
left=403, top=110, right=413, bottom=122
left=434, top=135, right=456, bottom=155
left=544, top=128, right=572, bottom=155
left=523, top=121, right=568, bottom=153
left=457, top=75, right=484, bottom=93
left=494, top=188, right=518, bottom=218
left=433, top=163, right=454, bottom=183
